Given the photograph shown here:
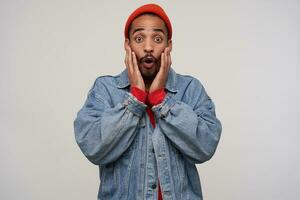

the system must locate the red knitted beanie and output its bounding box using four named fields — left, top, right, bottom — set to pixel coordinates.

left=124, top=4, right=172, bottom=39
